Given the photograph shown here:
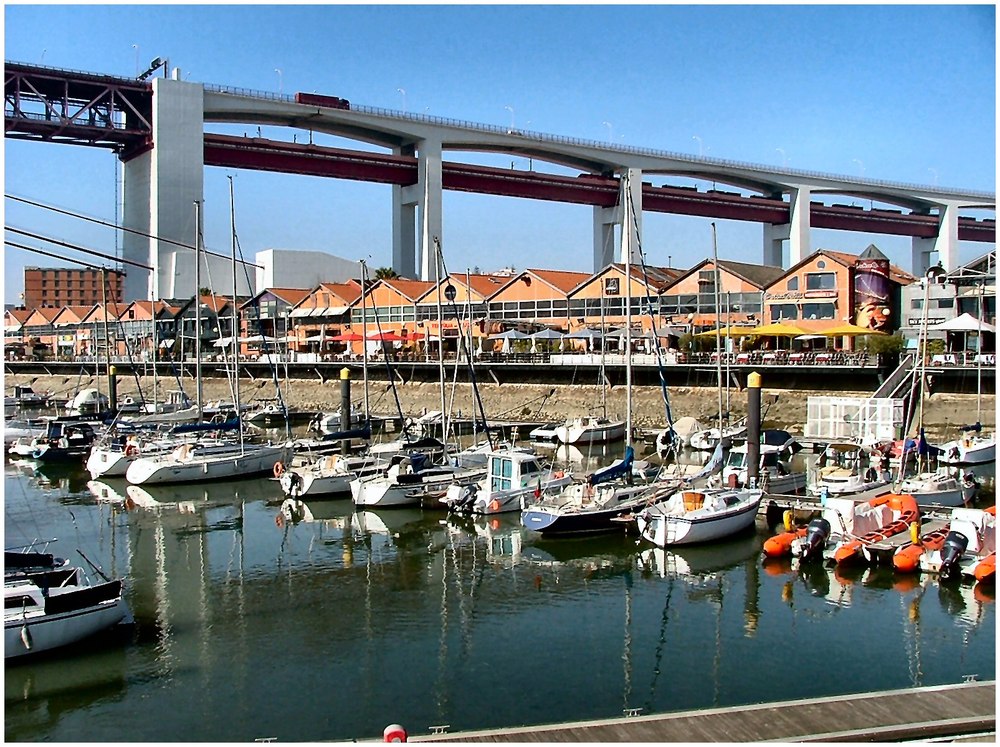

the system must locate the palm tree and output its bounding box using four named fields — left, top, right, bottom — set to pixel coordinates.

left=374, top=267, right=399, bottom=280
